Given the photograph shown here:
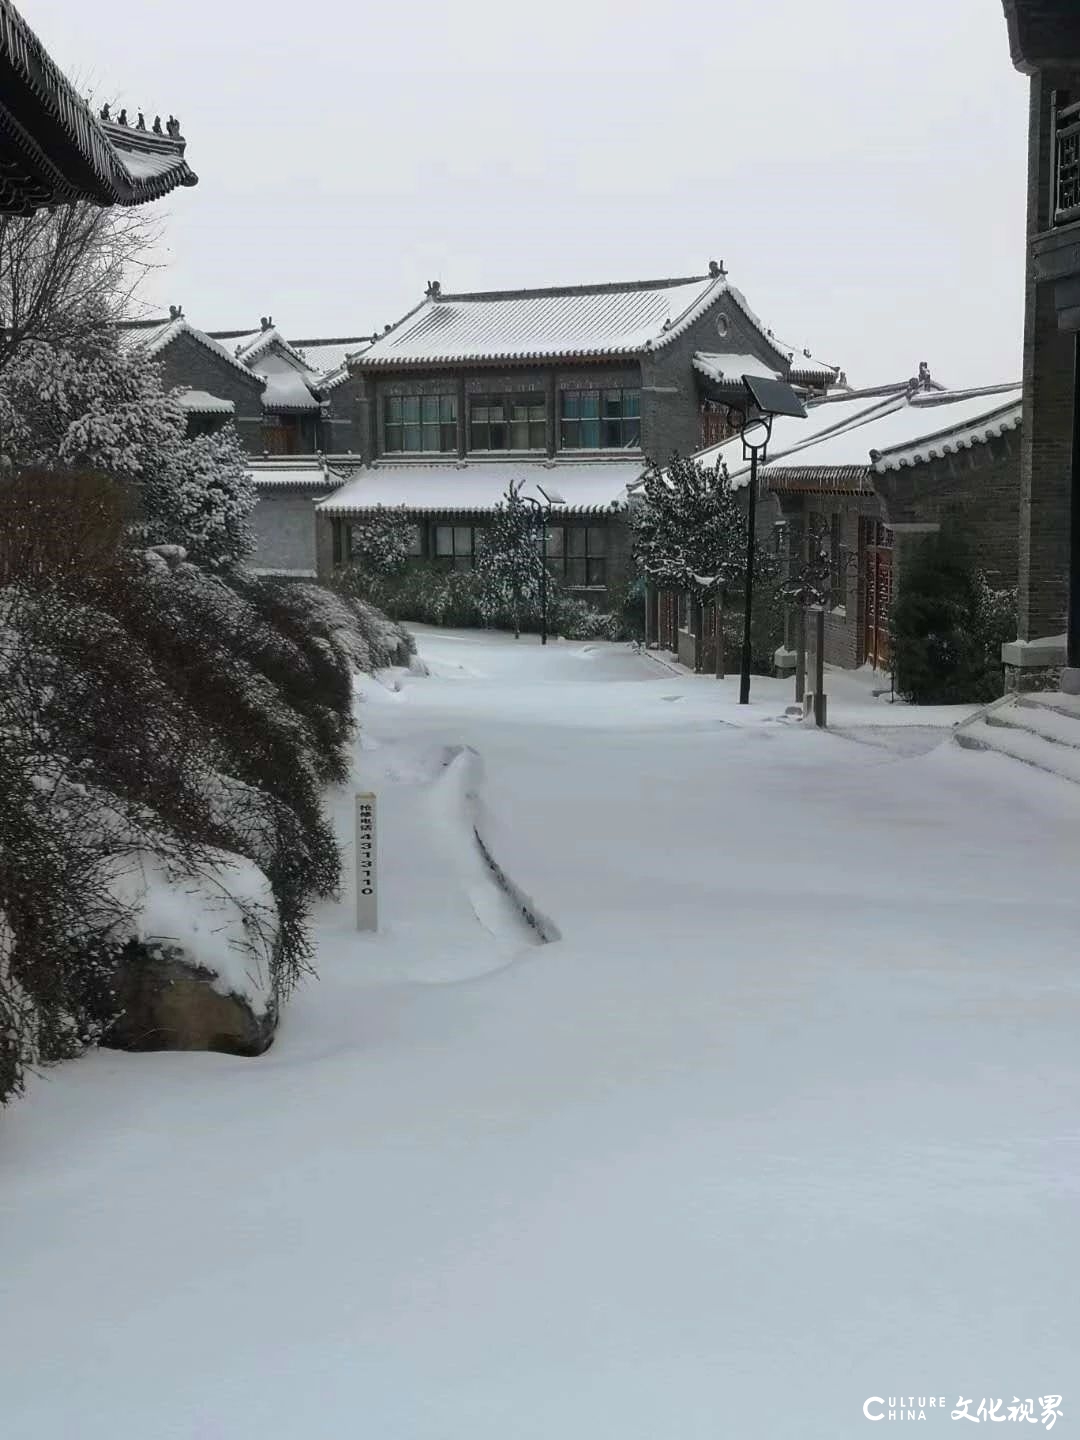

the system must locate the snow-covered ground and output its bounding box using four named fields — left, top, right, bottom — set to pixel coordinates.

left=2, top=630, right=1077, bottom=1439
